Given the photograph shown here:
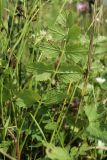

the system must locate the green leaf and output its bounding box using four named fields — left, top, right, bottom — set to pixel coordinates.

left=59, top=63, right=82, bottom=73
left=58, top=63, right=82, bottom=83
left=78, top=143, right=89, bottom=156
left=95, top=46, right=107, bottom=54
left=27, top=62, right=53, bottom=74
left=0, top=0, right=8, bottom=22
left=67, top=25, right=81, bottom=40
left=0, top=82, right=11, bottom=103
left=66, top=11, right=77, bottom=28
left=70, top=147, right=78, bottom=159
left=65, top=43, right=87, bottom=63
left=16, top=98, right=26, bottom=108
left=27, top=62, right=53, bottom=81
left=94, top=36, right=107, bottom=44
left=41, top=46, right=59, bottom=59
left=32, top=134, right=43, bottom=141
left=60, top=73, right=82, bottom=83
left=45, top=143, right=71, bottom=160
left=86, top=122, right=107, bottom=141
left=100, top=81, right=107, bottom=90
left=45, top=122, right=57, bottom=131
left=70, top=144, right=89, bottom=158
left=16, top=89, right=41, bottom=108
left=85, top=105, right=107, bottom=141
left=43, top=89, right=66, bottom=105
left=84, top=105, right=99, bottom=122
left=0, top=141, right=11, bottom=152
left=36, top=72, right=51, bottom=81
